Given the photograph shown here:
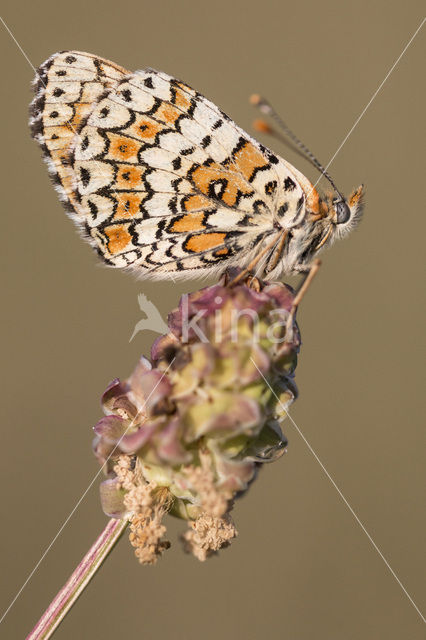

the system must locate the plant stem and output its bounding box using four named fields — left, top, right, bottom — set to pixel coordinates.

left=27, top=517, right=129, bottom=640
